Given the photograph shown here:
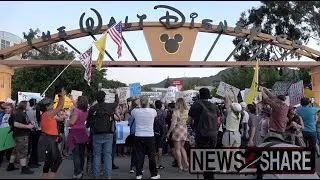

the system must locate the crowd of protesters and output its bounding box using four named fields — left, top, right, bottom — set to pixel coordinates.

left=0, top=86, right=320, bottom=179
